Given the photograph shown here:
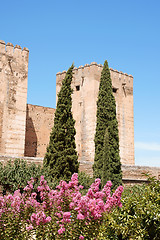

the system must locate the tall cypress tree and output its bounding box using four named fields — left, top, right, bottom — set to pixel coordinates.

left=93, top=60, right=122, bottom=188
left=102, top=127, right=110, bottom=187
left=43, top=64, right=79, bottom=182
